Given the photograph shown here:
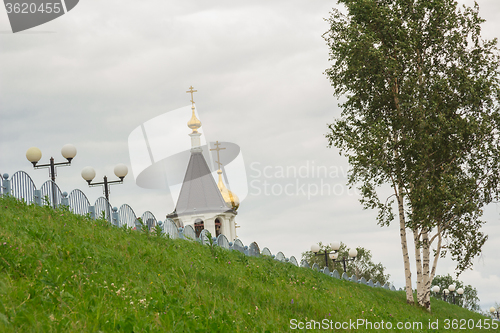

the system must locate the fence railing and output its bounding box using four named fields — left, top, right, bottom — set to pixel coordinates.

left=0, top=171, right=399, bottom=292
